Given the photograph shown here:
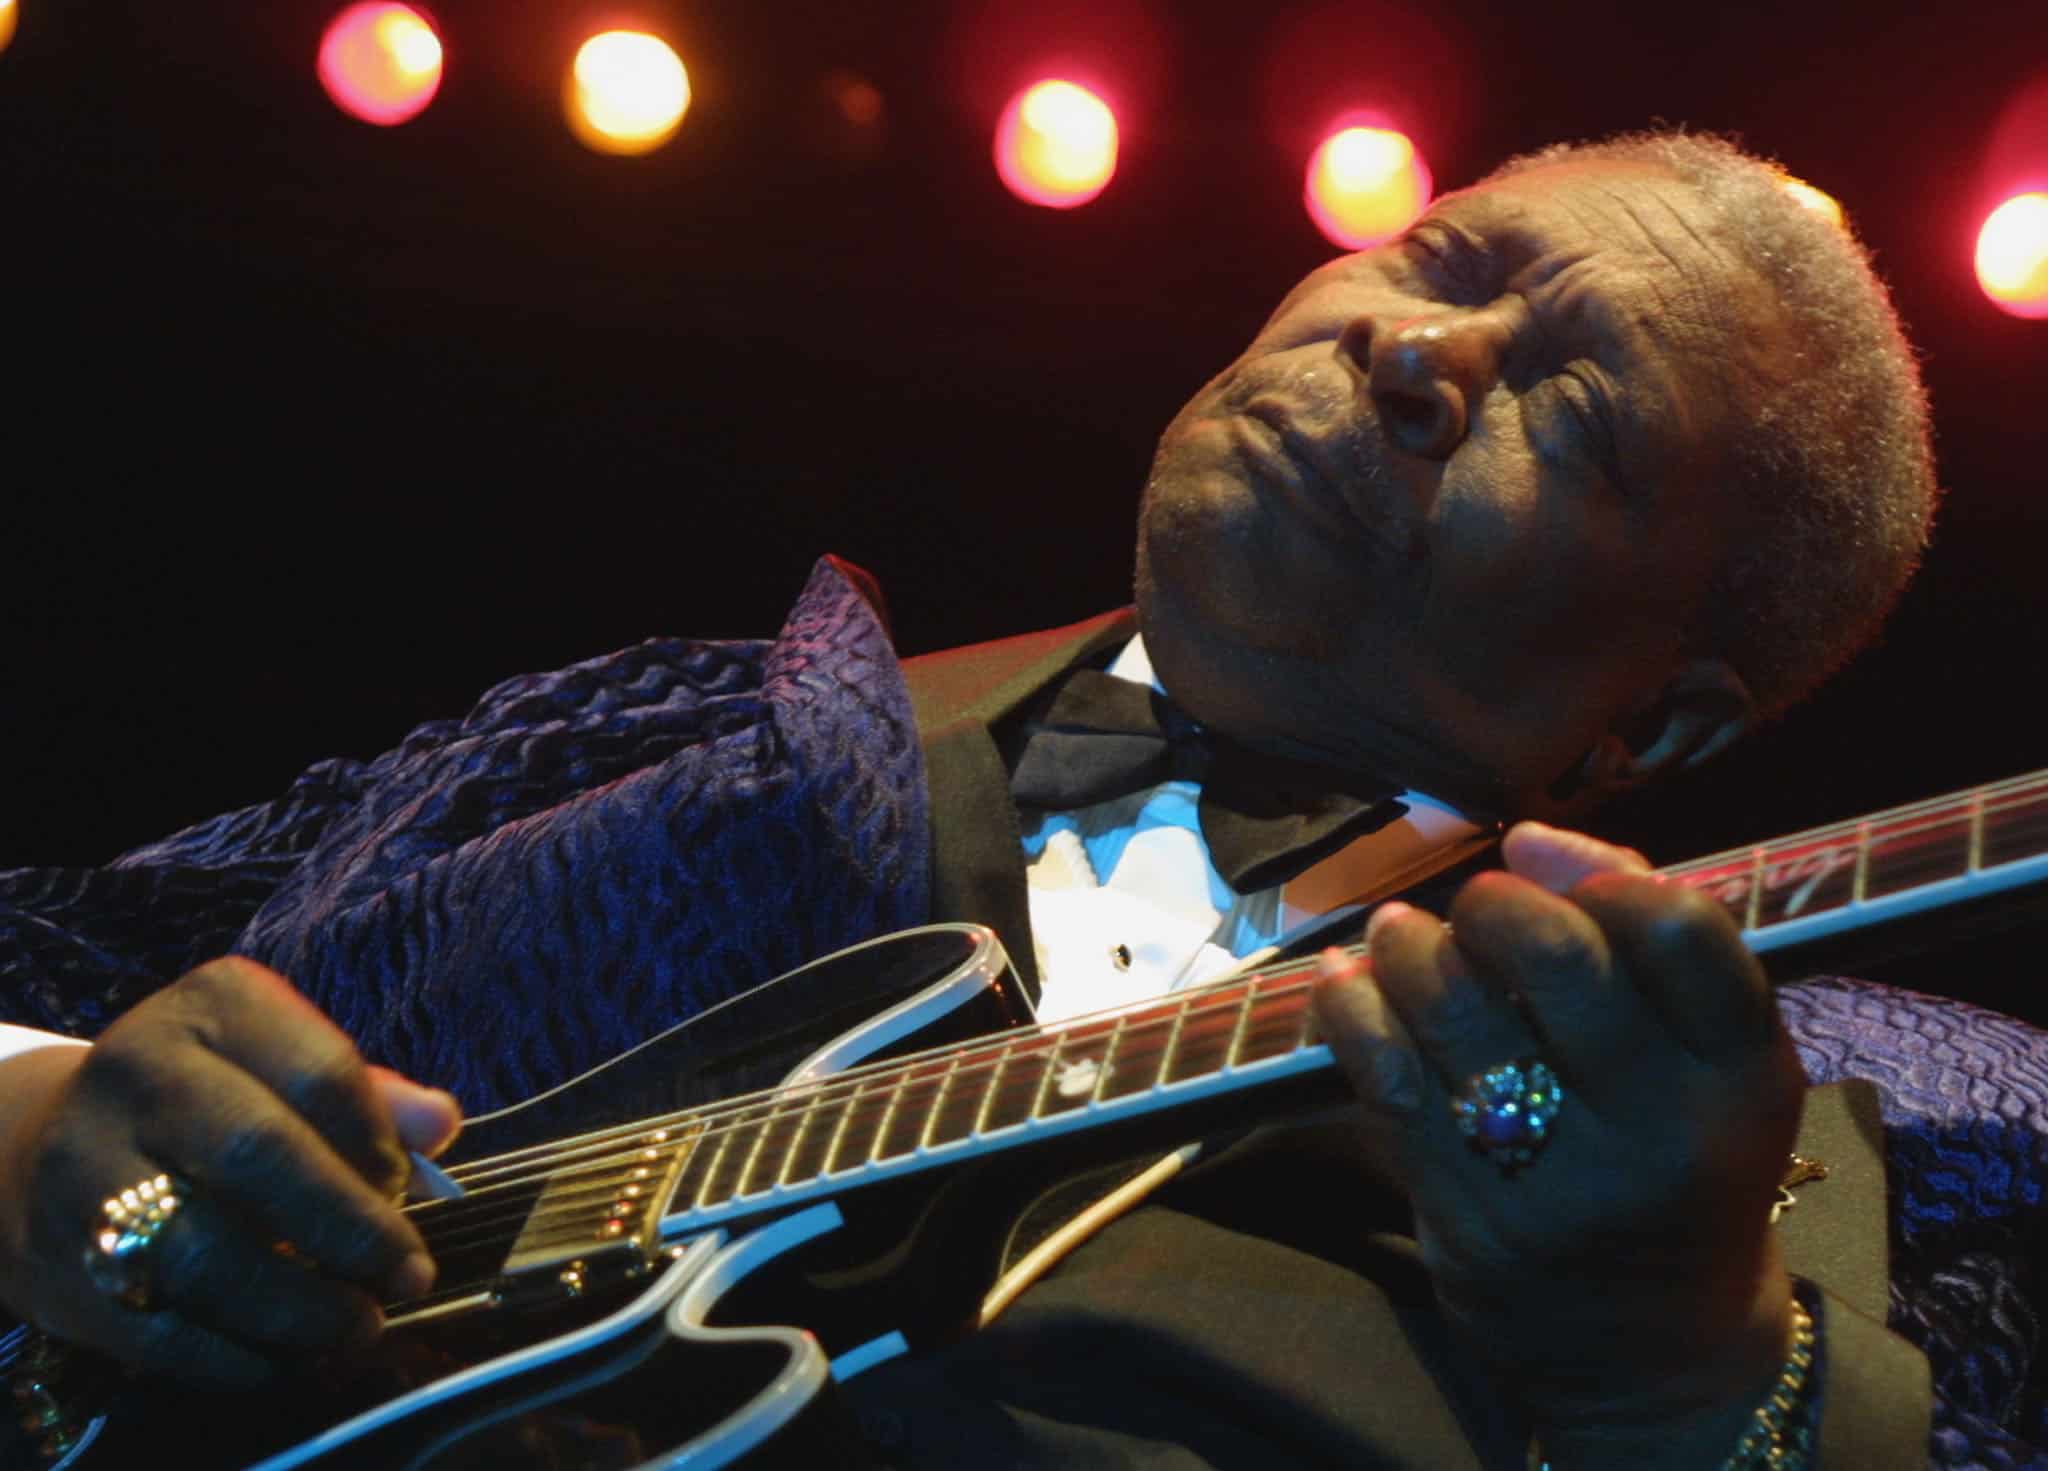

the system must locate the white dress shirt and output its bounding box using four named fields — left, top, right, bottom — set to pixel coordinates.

left=1020, top=637, right=1482, bottom=1025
